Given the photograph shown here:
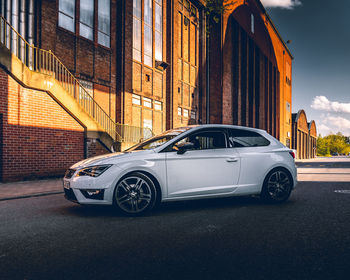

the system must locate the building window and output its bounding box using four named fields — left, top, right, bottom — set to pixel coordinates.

left=132, top=95, right=164, bottom=137
left=144, top=0, right=153, bottom=66
left=132, top=94, right=141, bottom=105
left=251, top=14, right=254, bottom=34
left=80, top=0, right=94, bottom=40
left=133, top=0, right=163, bottom=66
left=154, top=100, right=162, bottom=111
left=183, top=108, right=189, bottom=118
left=178, top=0, right=198, bottom=125
left=98, top=0, right=111, bottom=47
left=79, top=79, right=93, bottom=100
left=133, top=0, right=142, bottom=61
left=143, top=97, right=152, bottom=108
left=58, top=0, right=110, bottom=47
left=286, top=102, right=290, bottom=112
left=155, top=0, right=162, bottom=61
left=59, top=0, right=75, bottom=32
